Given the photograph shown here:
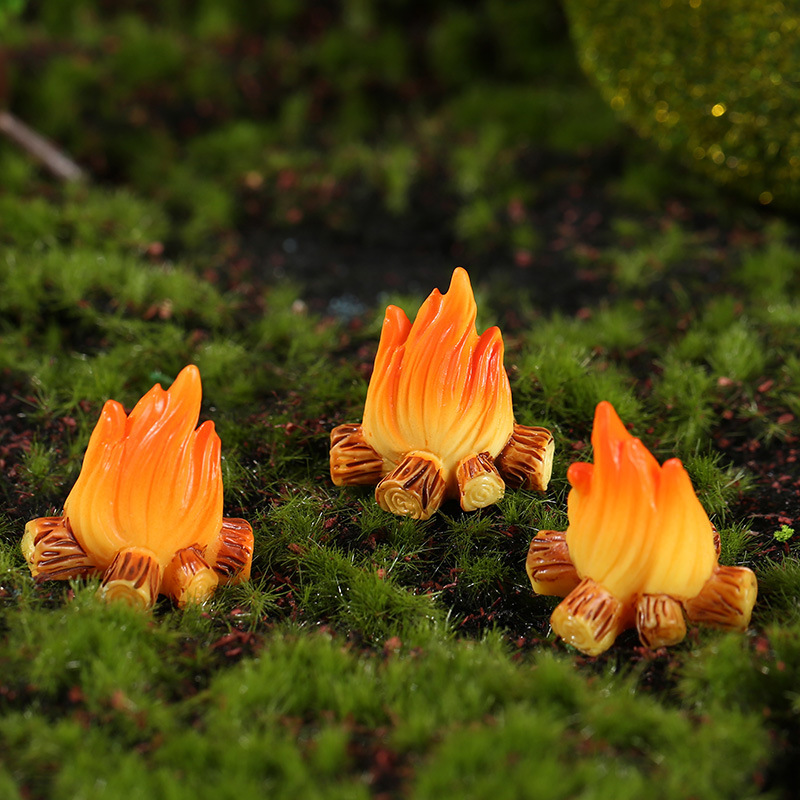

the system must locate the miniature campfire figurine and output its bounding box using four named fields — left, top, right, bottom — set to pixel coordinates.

left=527, top=401, right=757, bottom=656
left=330, top=267, right=554, bottom=519
left=21, top=365, right=254, bottom=609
